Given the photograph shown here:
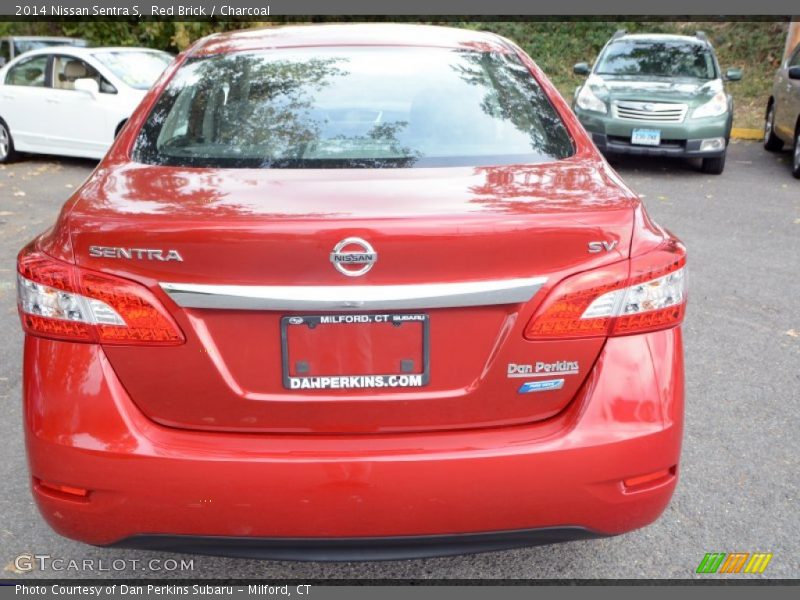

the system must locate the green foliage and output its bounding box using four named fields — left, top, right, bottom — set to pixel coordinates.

left=0, top=19, right=787, bottom=127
